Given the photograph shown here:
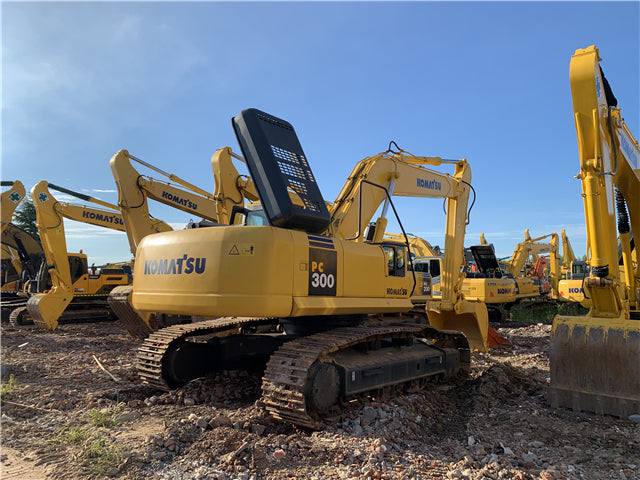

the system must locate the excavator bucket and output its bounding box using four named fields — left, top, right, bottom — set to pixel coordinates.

left=25, top=289, right=73, bottom=330
left=426, top=300, right=489, bottom=352
left=549, top=314, right=640, bottom=417
left=108, top=285, right=154, bottom=339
